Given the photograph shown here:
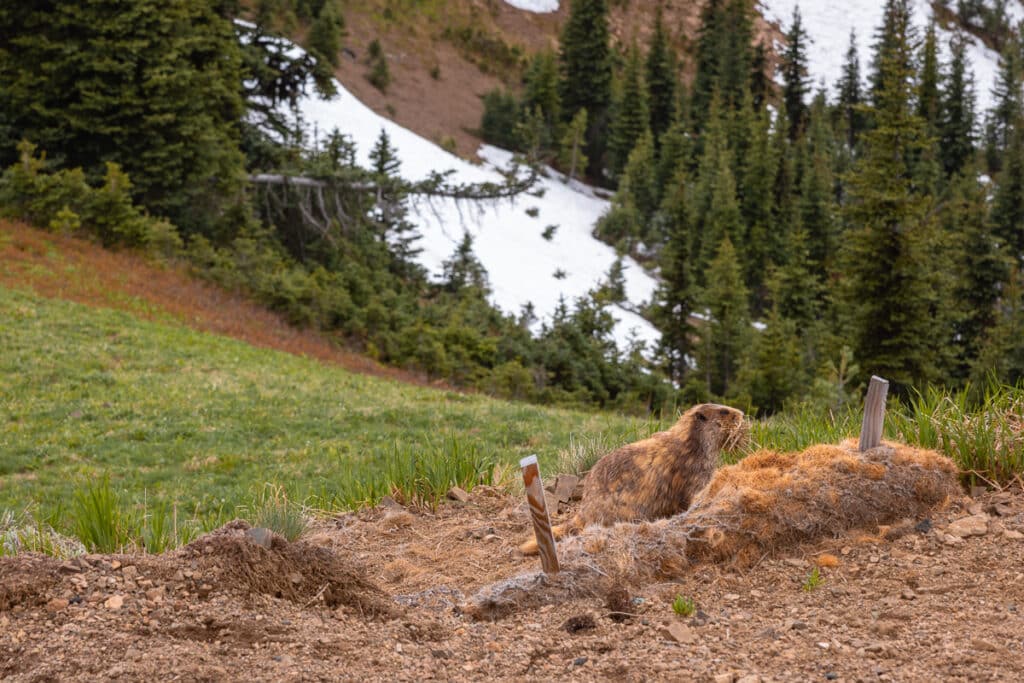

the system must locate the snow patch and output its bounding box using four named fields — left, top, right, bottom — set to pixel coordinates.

left=760, top=0, right=1022, bottom=111
left=290, top=60, right=660, bottom=352
left=501, top=0, right=560, bottom=13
